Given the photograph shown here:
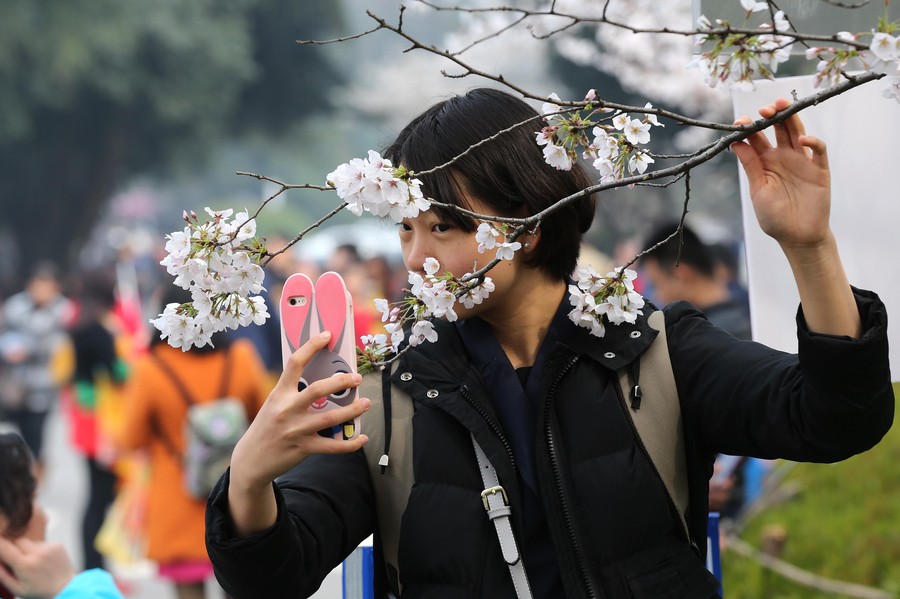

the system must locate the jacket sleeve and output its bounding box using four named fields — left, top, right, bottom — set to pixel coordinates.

left=666, top=287, right=894, bottom=463
left=55, top=569, right=125, bottom=599
left=206, top=450, right=375, bottom=599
